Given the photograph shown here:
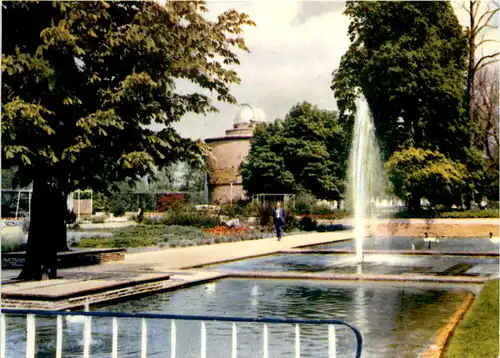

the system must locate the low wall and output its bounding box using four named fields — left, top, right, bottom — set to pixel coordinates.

left=373, top=221, right=499, bottom=238
left=2, top=249, right=125, bottom=269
